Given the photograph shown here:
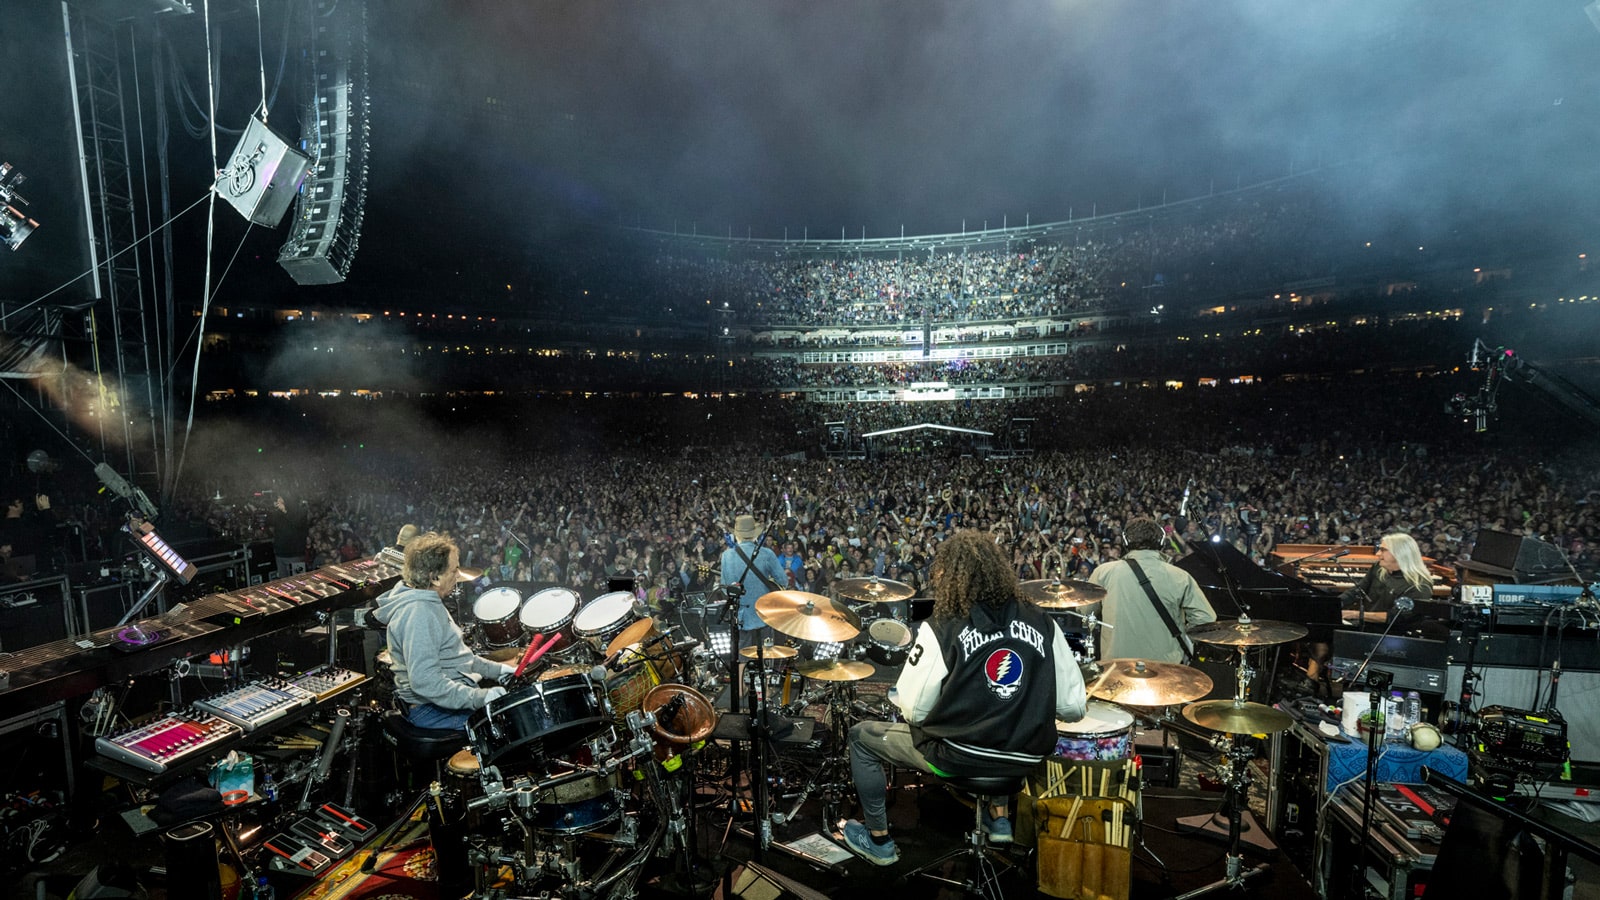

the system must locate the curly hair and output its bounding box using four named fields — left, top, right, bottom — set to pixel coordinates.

left=403, top=531, right=458, bottom=590
left=930, top=530, right=1020, bottom=621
